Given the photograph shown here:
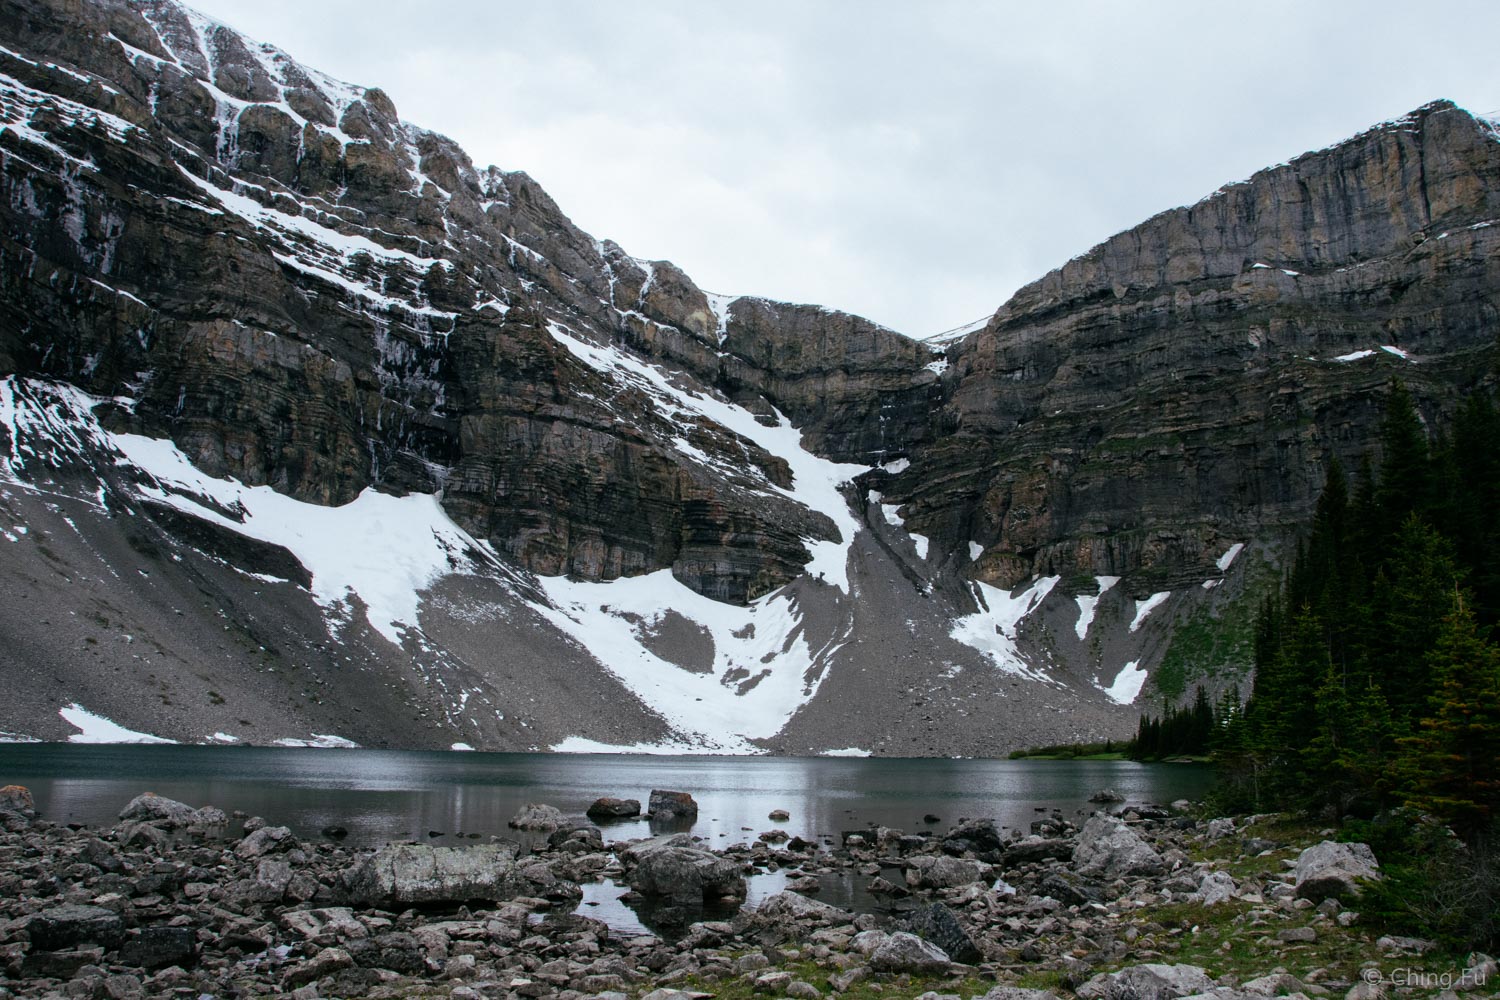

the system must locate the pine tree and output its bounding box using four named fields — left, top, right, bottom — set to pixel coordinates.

left=1400, top=594, right=1500, bottom=841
